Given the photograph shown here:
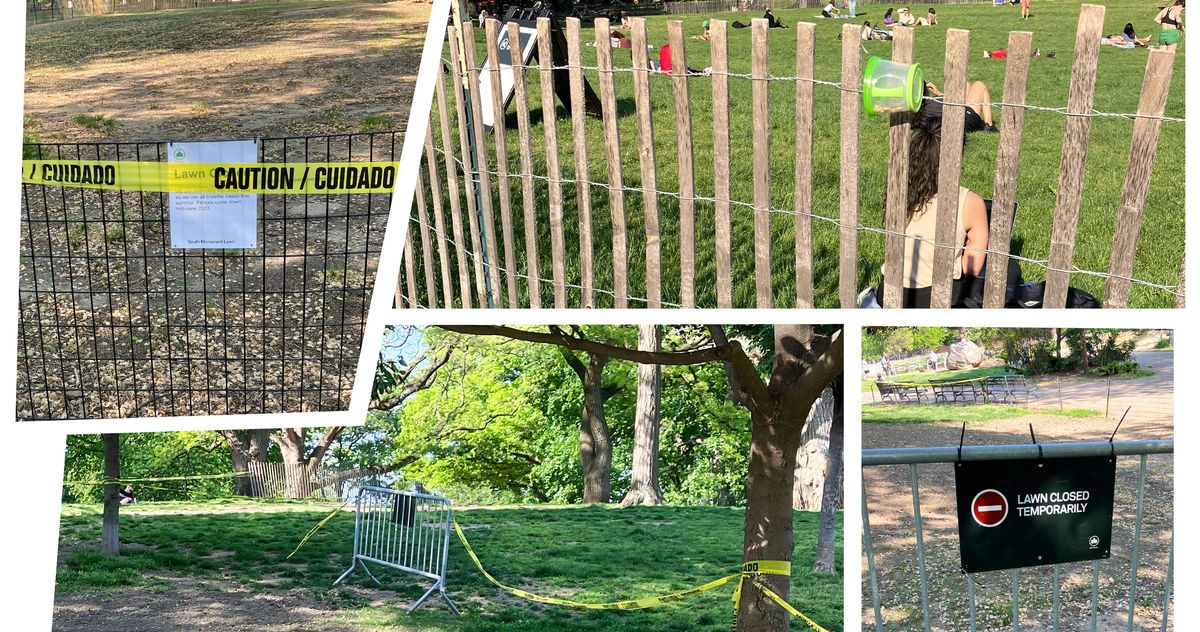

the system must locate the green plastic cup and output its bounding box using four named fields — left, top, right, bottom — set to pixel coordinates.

left=862, top=56, right=924, bottom=116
